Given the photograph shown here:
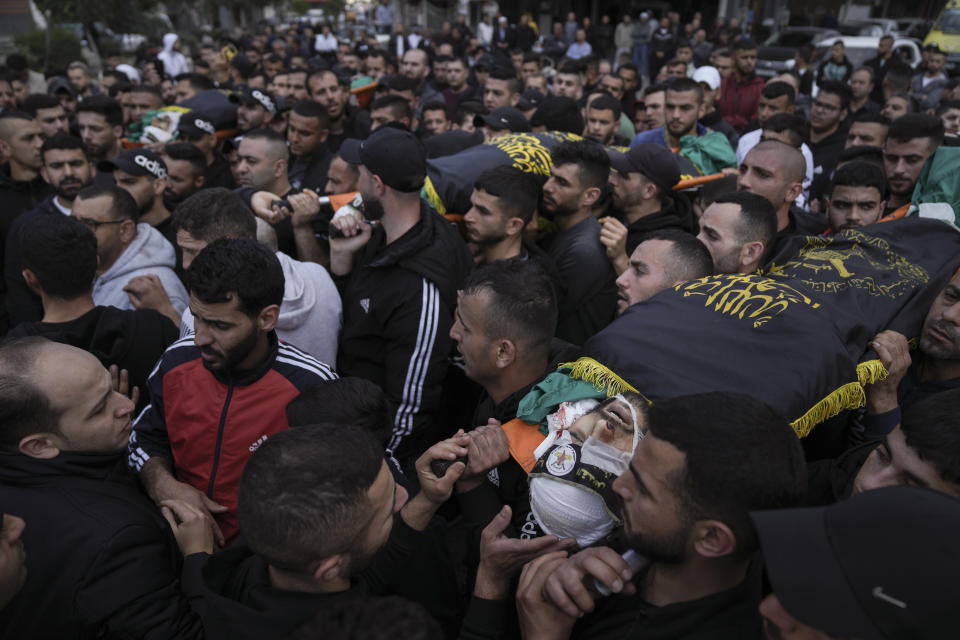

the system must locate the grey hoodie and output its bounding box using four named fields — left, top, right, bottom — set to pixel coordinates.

left=179, top=251, right=342, bottom=366
left=93, top=223, right=189, bottom=315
